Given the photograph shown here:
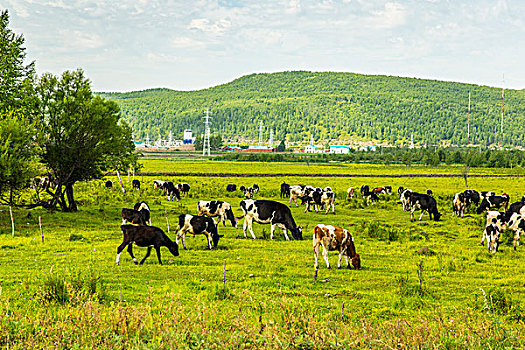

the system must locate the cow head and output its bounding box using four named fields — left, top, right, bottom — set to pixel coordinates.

left=397, top=186, right=404, bottom=195
left=210, top=222, right=224, bottom=248
left=433, top=211, right=442, bottom=221
left=360, top=185, right=369, bottom=195
left=476, top=200, right=489, bottom=214
left=291, top=226, right=303, bottom=240
left=225, top=208, right=237, bottom=228
left=351, top=253, right=362, bottom=270
left=168, top=241, right=180, bottom=257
